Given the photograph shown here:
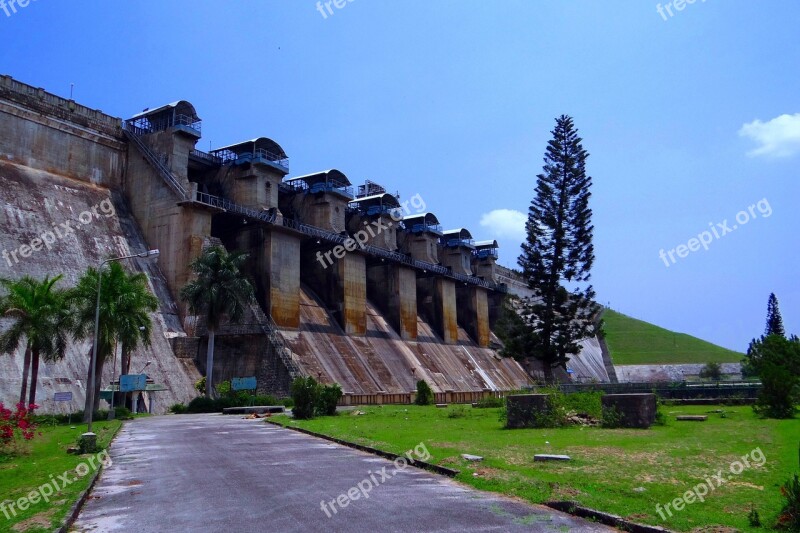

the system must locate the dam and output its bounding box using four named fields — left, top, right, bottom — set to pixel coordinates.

left=0, top=75, right=606, bottom=413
